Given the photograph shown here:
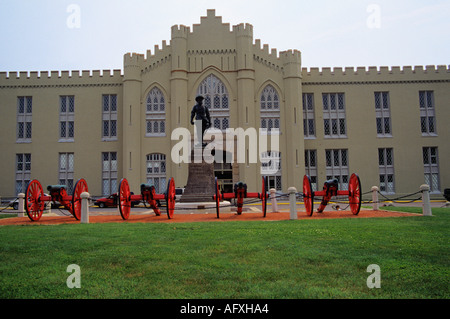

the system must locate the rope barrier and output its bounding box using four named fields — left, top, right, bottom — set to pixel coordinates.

left=0, top=197, right=19, bottom=214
